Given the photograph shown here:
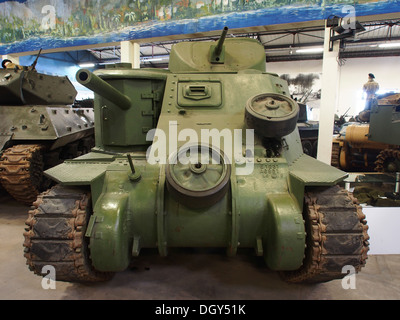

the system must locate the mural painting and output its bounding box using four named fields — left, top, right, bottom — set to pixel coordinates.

left=0, top=0, right=399, bottom=54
